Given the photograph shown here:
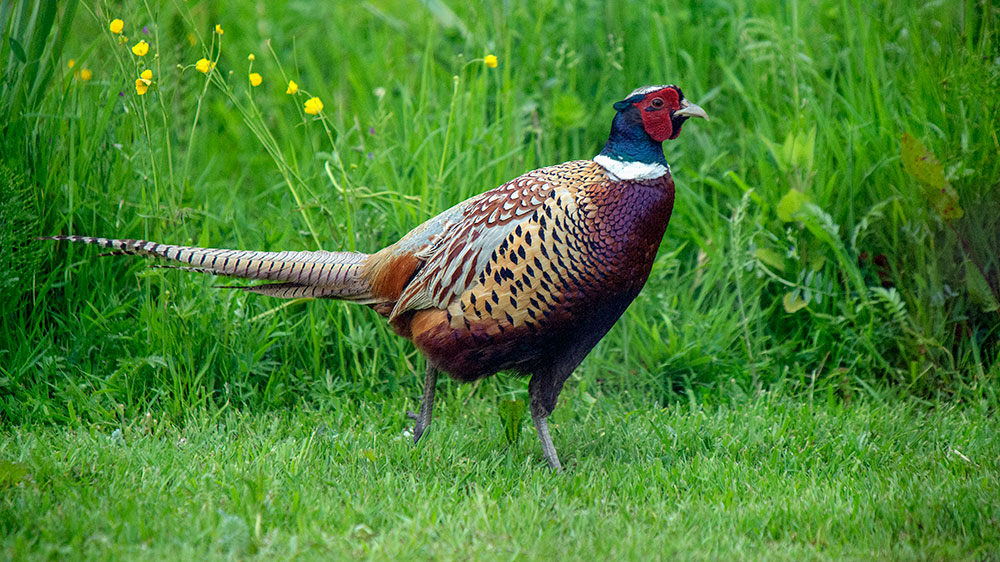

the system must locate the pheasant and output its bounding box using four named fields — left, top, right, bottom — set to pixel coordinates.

left=46, top=85, right=707, bottom=469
